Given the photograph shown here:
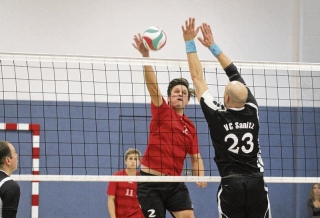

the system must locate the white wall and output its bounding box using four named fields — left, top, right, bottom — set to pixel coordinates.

left=1, top=0, right=319, bottom=63
left=301, top=0, right=320, bottom=62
